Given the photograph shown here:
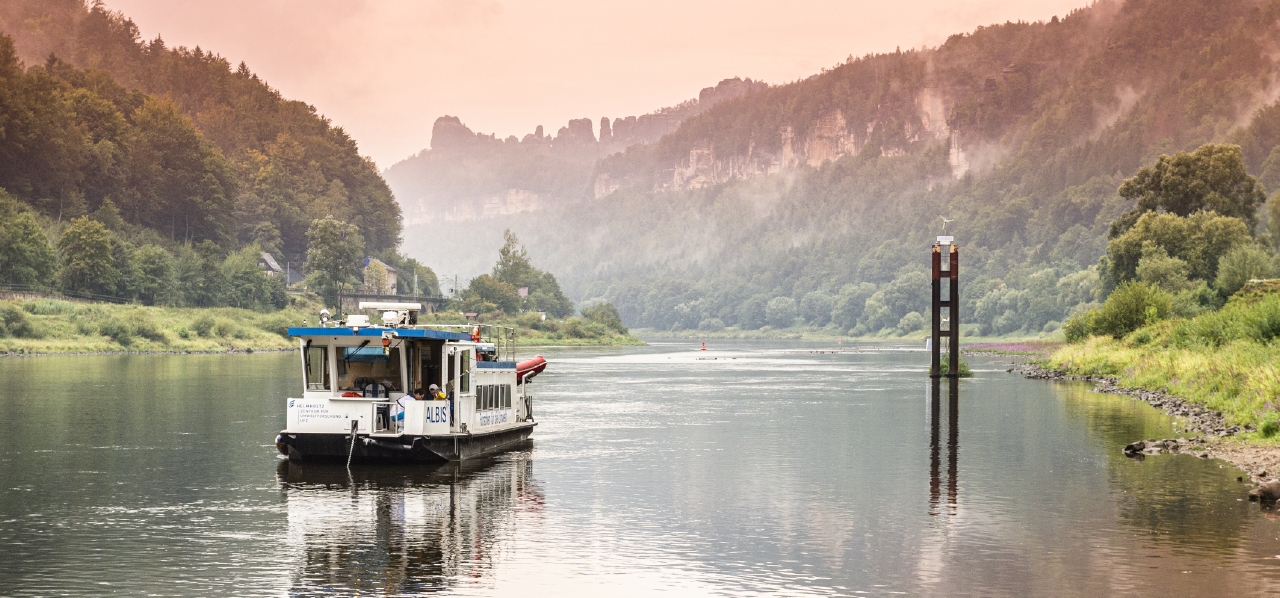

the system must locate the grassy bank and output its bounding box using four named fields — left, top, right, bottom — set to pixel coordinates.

left=0, top=297, right=646, bottom=355
left=0, top=298, right=307, bottom=354
left=1044, top=291, right=1280, bottom=441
